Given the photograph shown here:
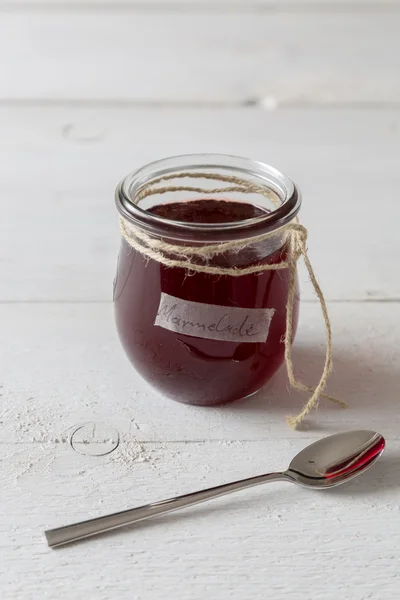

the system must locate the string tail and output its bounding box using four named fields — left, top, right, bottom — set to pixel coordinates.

left=284, top=227, right=347, bottom=429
